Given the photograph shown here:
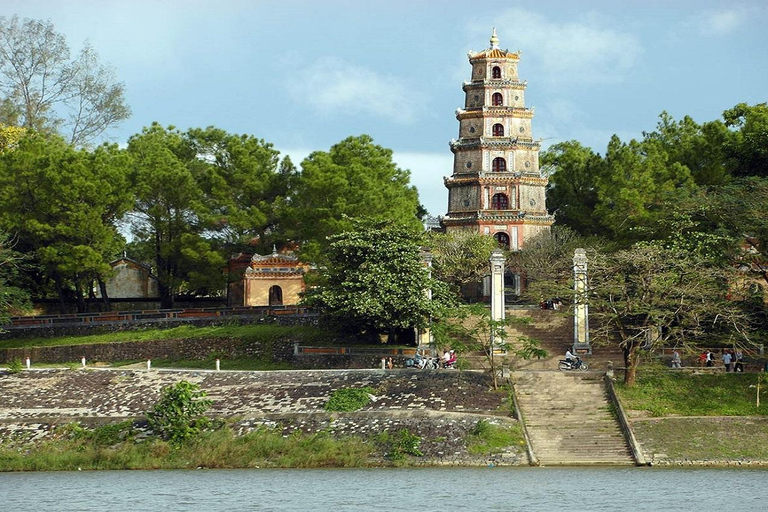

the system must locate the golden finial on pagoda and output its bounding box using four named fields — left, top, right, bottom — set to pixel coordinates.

left=490, top=27, right=499, bottom=49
